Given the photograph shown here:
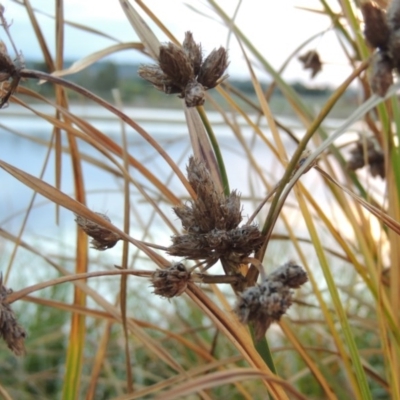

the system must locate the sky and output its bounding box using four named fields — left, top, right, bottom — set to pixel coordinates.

left=0, top=0, right=354, bottom=86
